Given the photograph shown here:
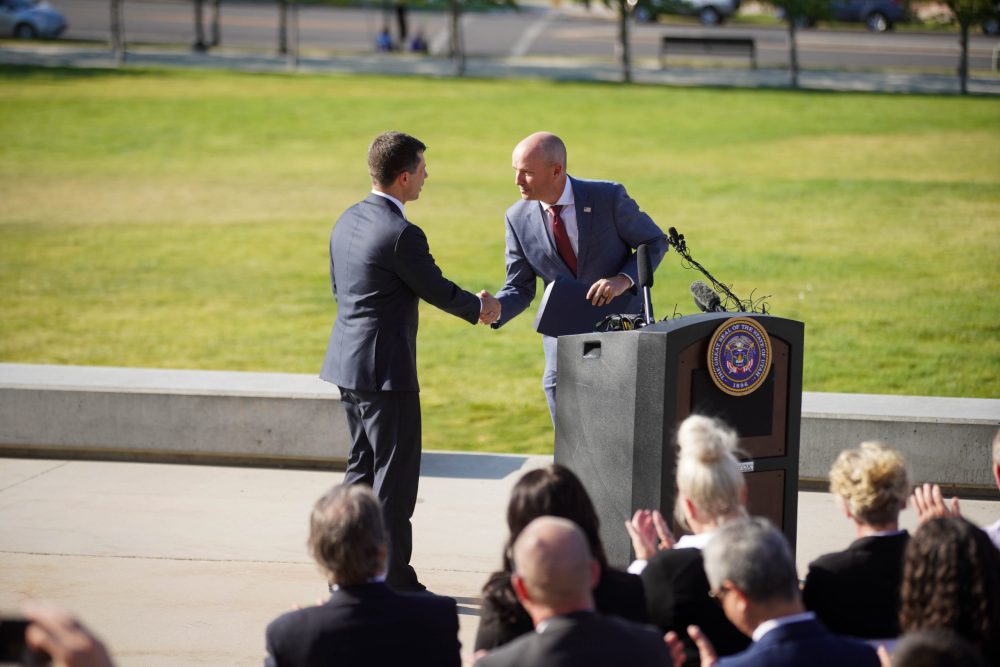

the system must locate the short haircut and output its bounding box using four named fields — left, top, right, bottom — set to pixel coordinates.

left=703, top=517, right=798, bottom=604
left=307, top=484, right=386, bottom=586
left=512, top=516, right=592, bottom=608
left=535, top=133, right=567, bottom=169
left=674, top=415, right=746, bottom=530
left=829, top=441, right=909, bottom=526
left=367, top=131, right=426, bottom=187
